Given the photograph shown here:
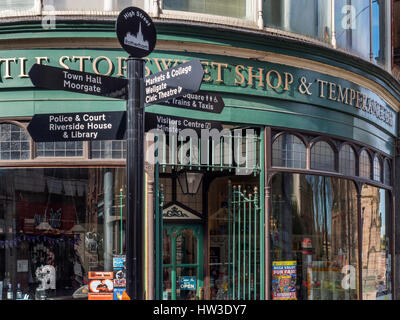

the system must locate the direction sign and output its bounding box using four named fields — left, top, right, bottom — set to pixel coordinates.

left=116, top=6, right=156, bottom=58
left=145, top=112, right=223, bottom=135
left=28, top=64, right=128, bottom=99
left=27, top=111, right=126, bottom=142
left=158, top=91, right=225, bottom=114
left=145, top=60, right=204, bottom=106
